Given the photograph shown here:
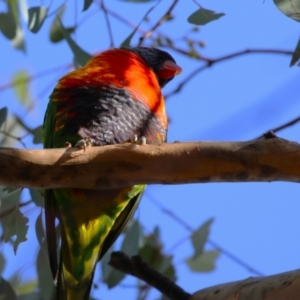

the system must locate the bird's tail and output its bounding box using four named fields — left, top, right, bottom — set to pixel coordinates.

left=55, top=256, right=95, bottom=300
left=53, top=185, right=145, bottom=300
